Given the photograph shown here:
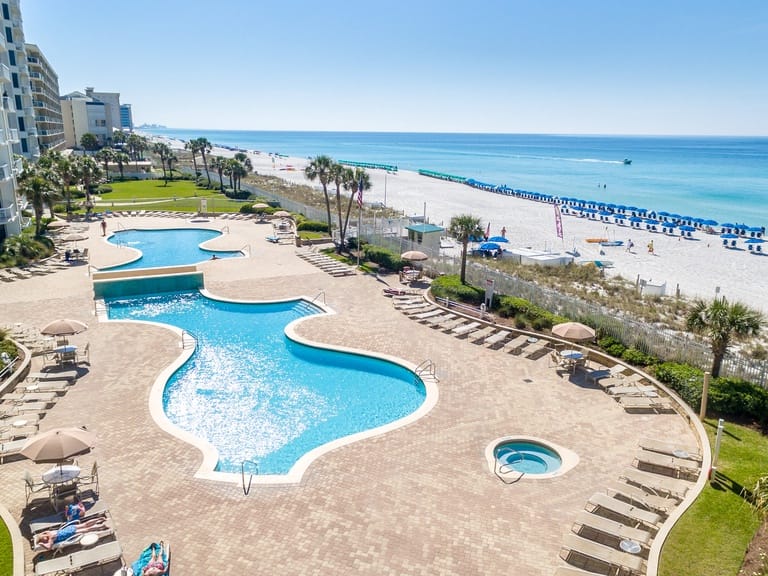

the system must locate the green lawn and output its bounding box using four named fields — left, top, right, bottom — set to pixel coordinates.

left=0, top=519, right=11, bottom=576
left=660, top=418, right=768, bottom=576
